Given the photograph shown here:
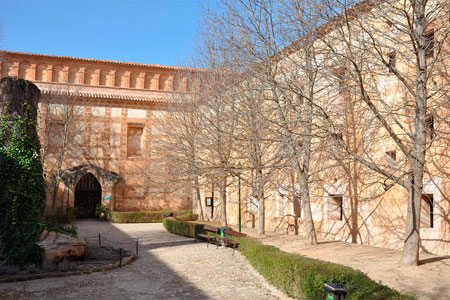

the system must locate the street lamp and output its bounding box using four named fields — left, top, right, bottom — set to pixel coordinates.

left=236, top=162, right=242, bottom=232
